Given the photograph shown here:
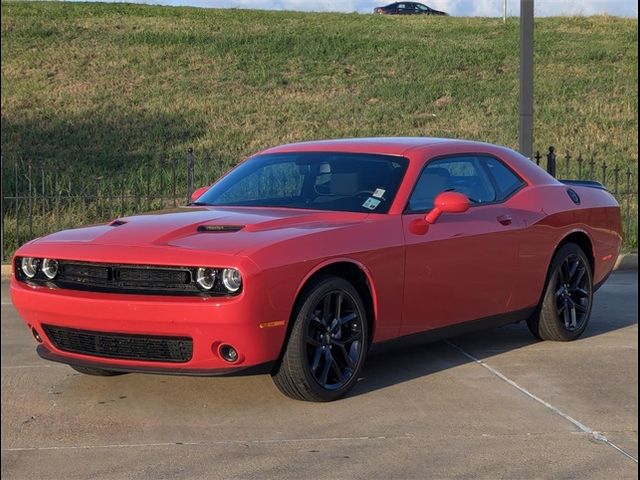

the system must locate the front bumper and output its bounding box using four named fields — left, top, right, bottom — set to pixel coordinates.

left=10, top=278, right=287, bottom=374
left=36, top=344, right=275, bottom=376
